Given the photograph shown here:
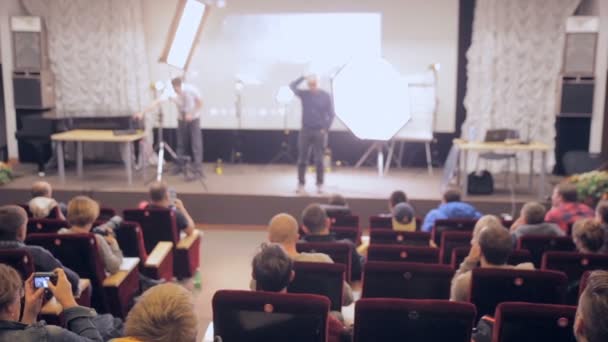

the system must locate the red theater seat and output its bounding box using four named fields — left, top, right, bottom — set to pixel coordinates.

left=362, top=261, right=454, bottom=300
left=439, top=231, right=472, bottom=264
left=369, top=215, right=423, bottom=231
left=26, top=218, right=67, bottom=235
left=493, top=302, right=577, bottom=342
left=368, top=244, right=439, bottom=264
left=329, top=226, right=360, bottom=245
left=98, top=207, right=117, bottom=221
left=517, top=235, right=576, bottom=268
left=579, top=271, right=592, bottom=298
left=123, top=208, right=201, bottom=279
left=432, top=218, right=477, bottom=246
left=329, top=214, right=359, bottom=228
left=212, top=290, right=330, bottom=342
left=354, top=298, right=476, bottom=342
left=369, top=230, right=431, bottom=246
left=287, top=261, right=345, bottom=312
left=296, top=242, right=353, bottom=282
